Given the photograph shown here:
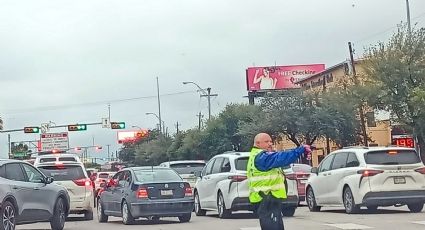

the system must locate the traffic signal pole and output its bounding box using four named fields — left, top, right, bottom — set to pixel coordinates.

left=0, top=122, right=103, bottom=133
